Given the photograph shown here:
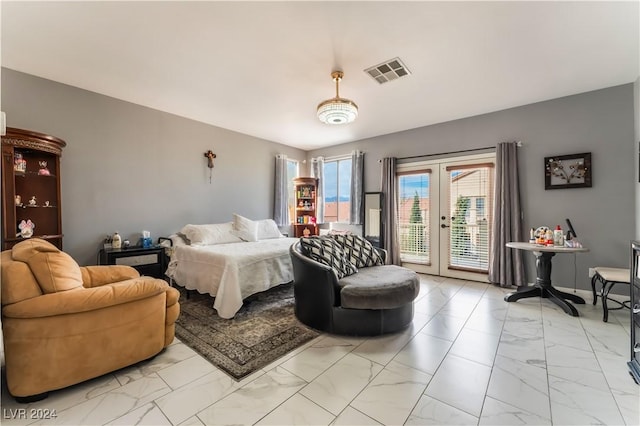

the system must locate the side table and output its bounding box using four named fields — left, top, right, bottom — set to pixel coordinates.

left=98, top=245, right=166, bottom=279
left=504, top=242, right=589, bottom=316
